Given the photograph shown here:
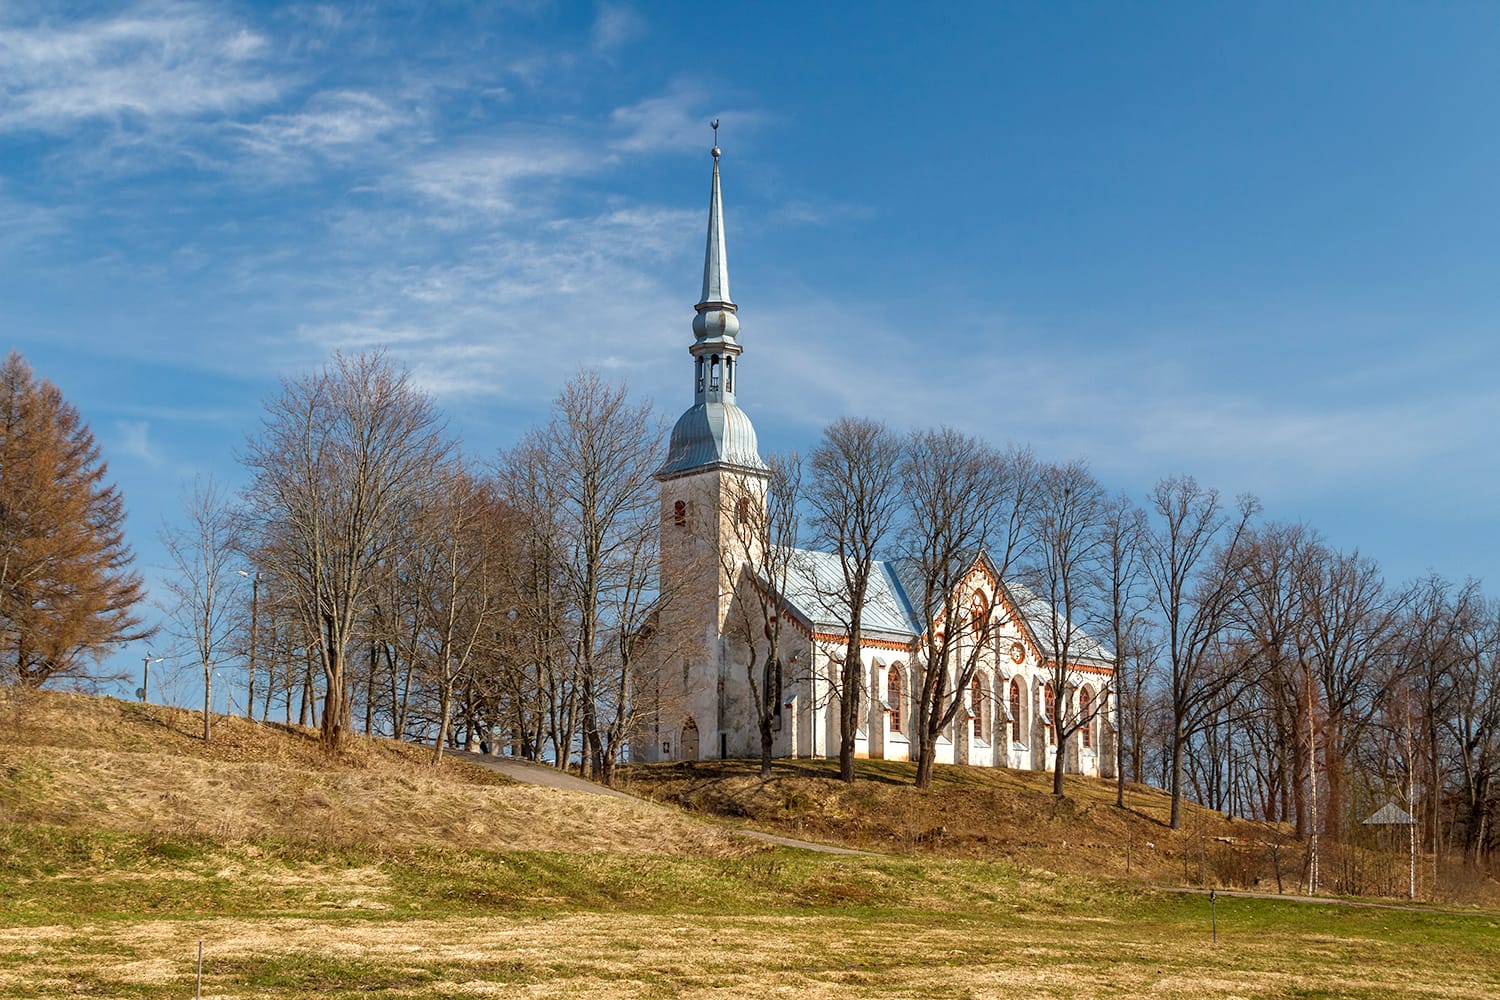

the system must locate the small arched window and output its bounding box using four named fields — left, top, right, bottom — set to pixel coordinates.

left=736, top=496, right=750, bottom=526
left=673, top=500, right=686, bottom=527
left=970, top=591, right=989, bottom=637
left=971, top=676, right=984, bottom=740
left=887, top=665, right=903, bottom=733
left=1044, top=683, right=1056, bottom=746
left=1009, top=679, right=1023, bottom=743
left=1080, top=686, right=1093, bottom=750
